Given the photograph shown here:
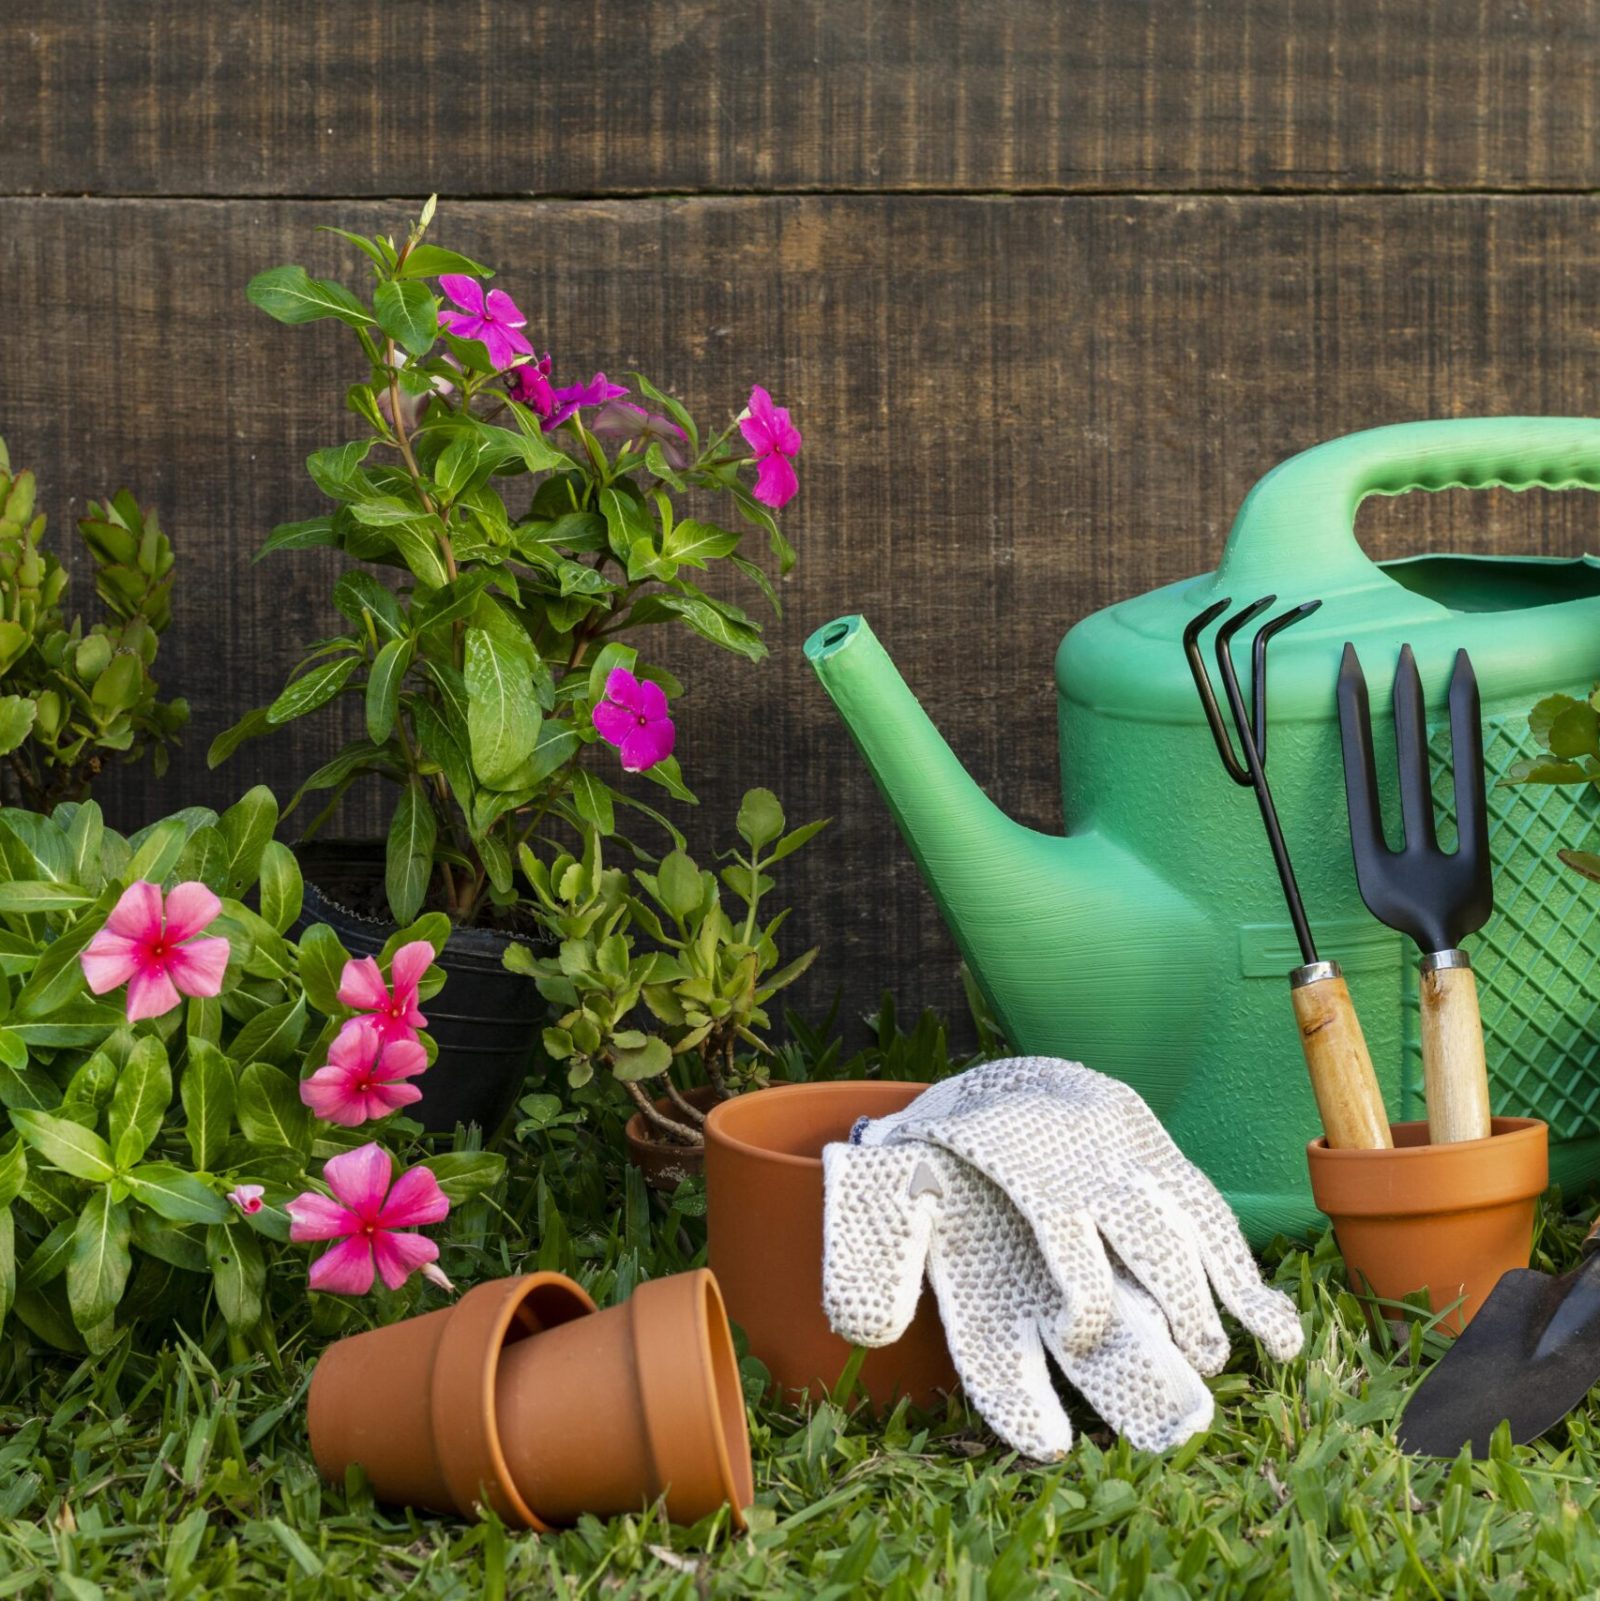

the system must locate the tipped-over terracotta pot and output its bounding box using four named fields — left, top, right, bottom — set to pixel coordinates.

left=1306, top=1117, right=1548, bottom=1331
left=308, top=1269, right=754, bottom=1529
left=705, top=1080, right=957, bottom=1407
left=625, top=1084, right=722, bottom=1191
